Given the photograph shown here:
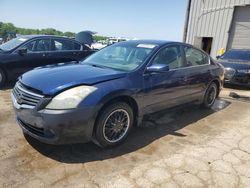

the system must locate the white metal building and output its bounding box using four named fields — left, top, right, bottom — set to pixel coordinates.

left=185, top=0, right=250, bottom=58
